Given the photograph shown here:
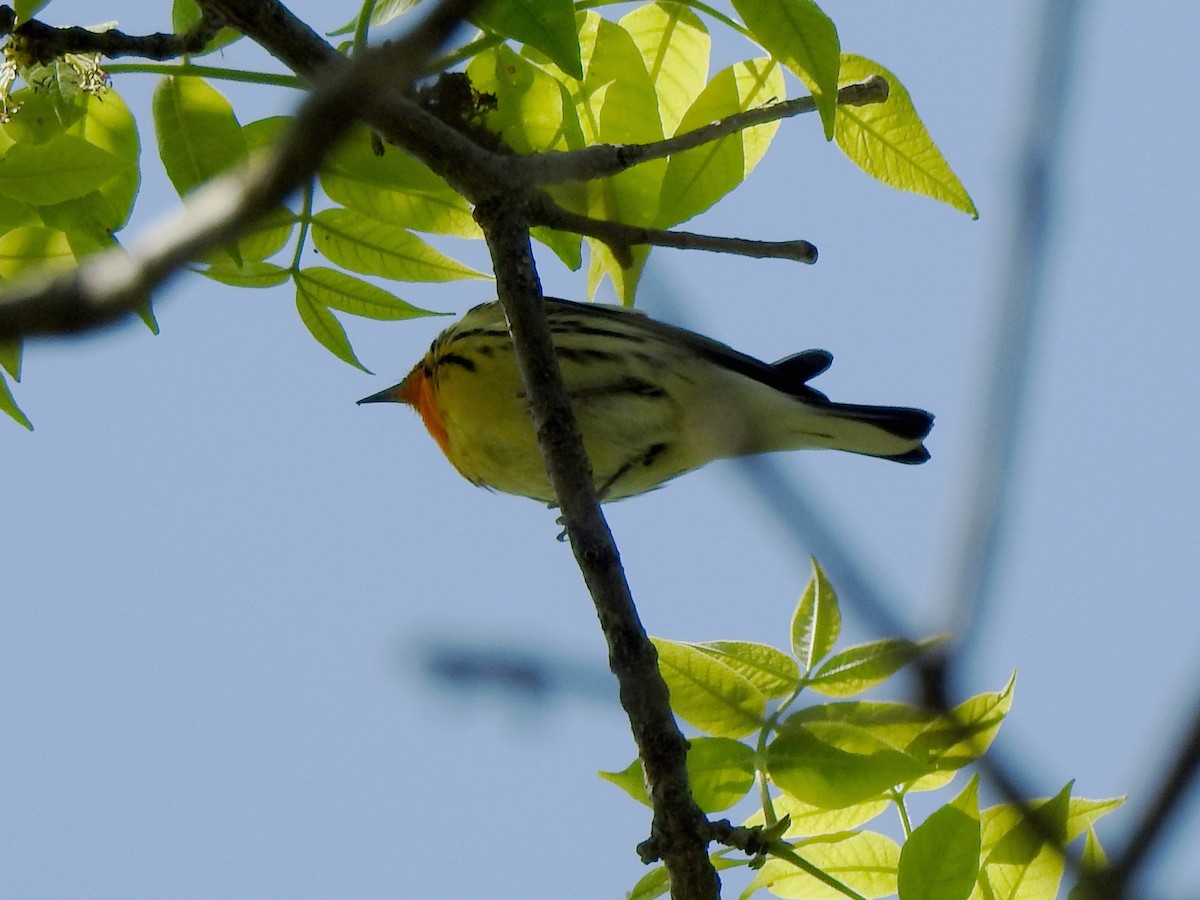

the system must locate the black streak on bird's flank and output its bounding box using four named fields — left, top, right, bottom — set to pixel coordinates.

left=565, top=377, right=669, bottom=401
